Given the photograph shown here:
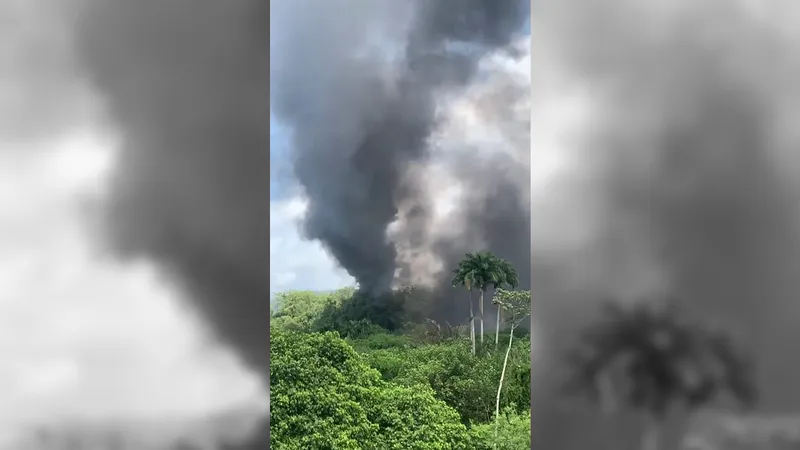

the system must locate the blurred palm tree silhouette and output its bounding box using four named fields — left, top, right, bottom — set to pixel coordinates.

left=562, top=299, right=757, bottom=450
